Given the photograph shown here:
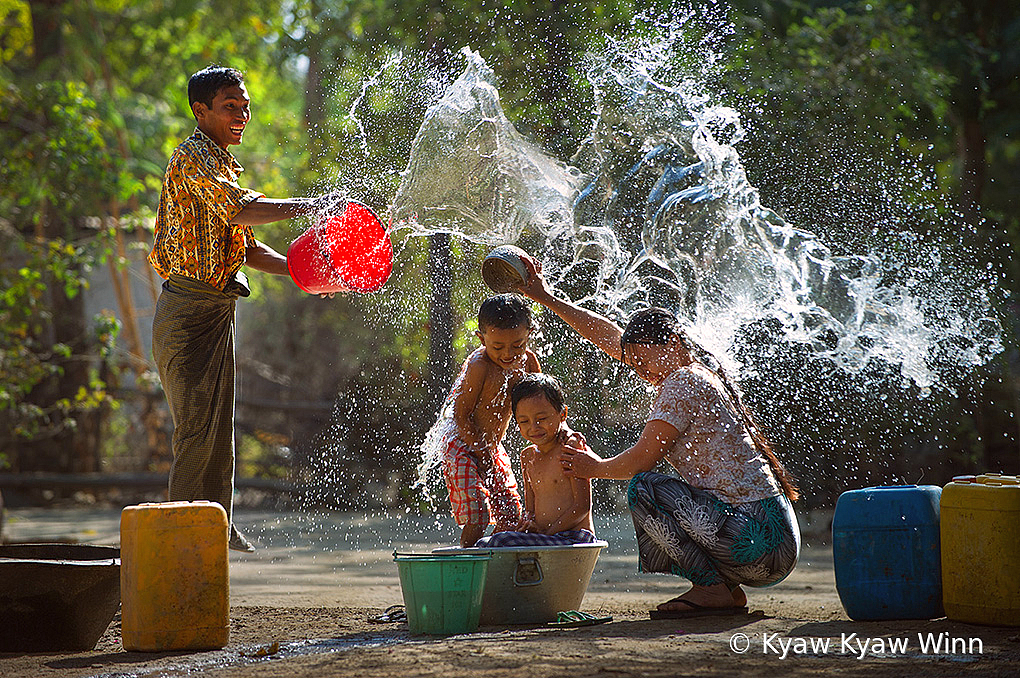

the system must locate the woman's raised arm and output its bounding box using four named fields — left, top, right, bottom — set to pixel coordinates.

left=516, top=255, right=624, bottom=362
